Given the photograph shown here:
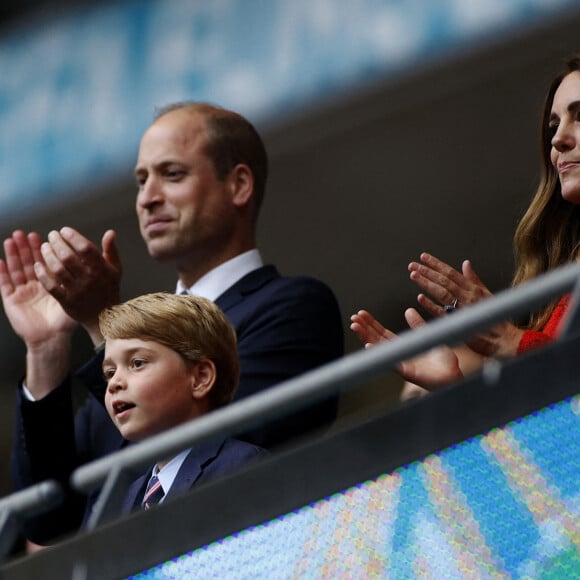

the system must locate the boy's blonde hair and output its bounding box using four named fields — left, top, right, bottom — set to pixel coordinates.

left=99, top=292, right=239, bottom=409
